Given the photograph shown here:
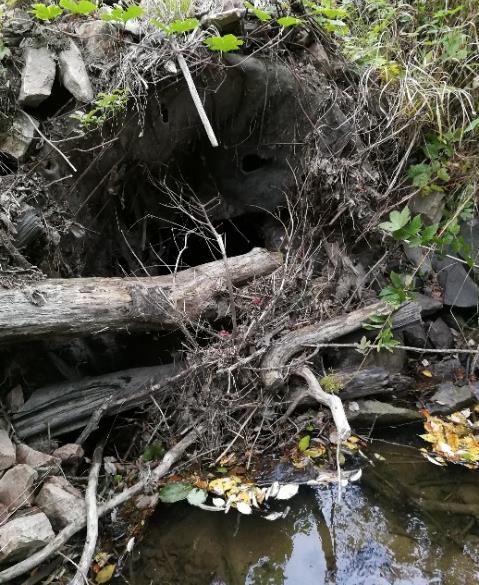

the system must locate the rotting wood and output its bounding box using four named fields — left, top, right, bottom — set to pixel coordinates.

left=262, top=300, right=423, bottom=390
left=0, top=426, right=203, bottom=584
left=0, top=248, right=282, bottom=343
left=12, top=363, right=182, bottom=439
